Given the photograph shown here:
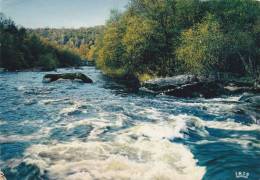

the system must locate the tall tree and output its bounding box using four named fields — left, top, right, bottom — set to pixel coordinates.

left=176, top=14, right=224, bottom=74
